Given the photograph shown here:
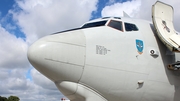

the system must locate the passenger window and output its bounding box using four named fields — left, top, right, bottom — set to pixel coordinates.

left=125, top=23, right=138, bottom=31
left=108, top=20, right=123, bottom=31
